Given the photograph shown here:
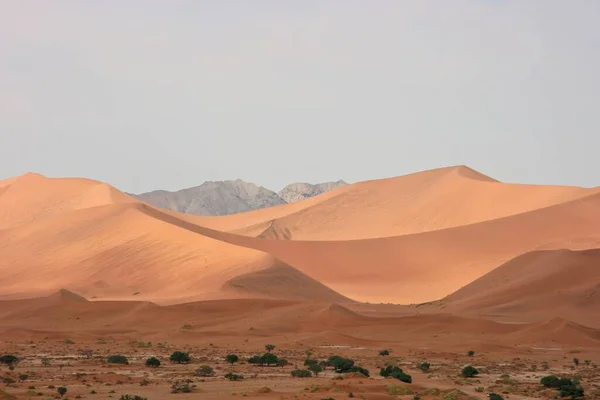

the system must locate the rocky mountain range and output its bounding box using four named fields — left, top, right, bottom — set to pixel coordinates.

left=132, top=179, right=347, bottom=216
